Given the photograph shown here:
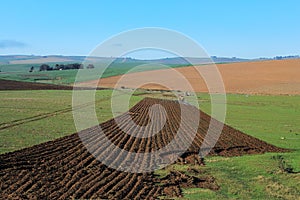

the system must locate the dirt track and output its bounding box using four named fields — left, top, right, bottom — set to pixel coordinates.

left=81, top=59, right=300, bottom=95
left=0, top=98, right=287, bottom=199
